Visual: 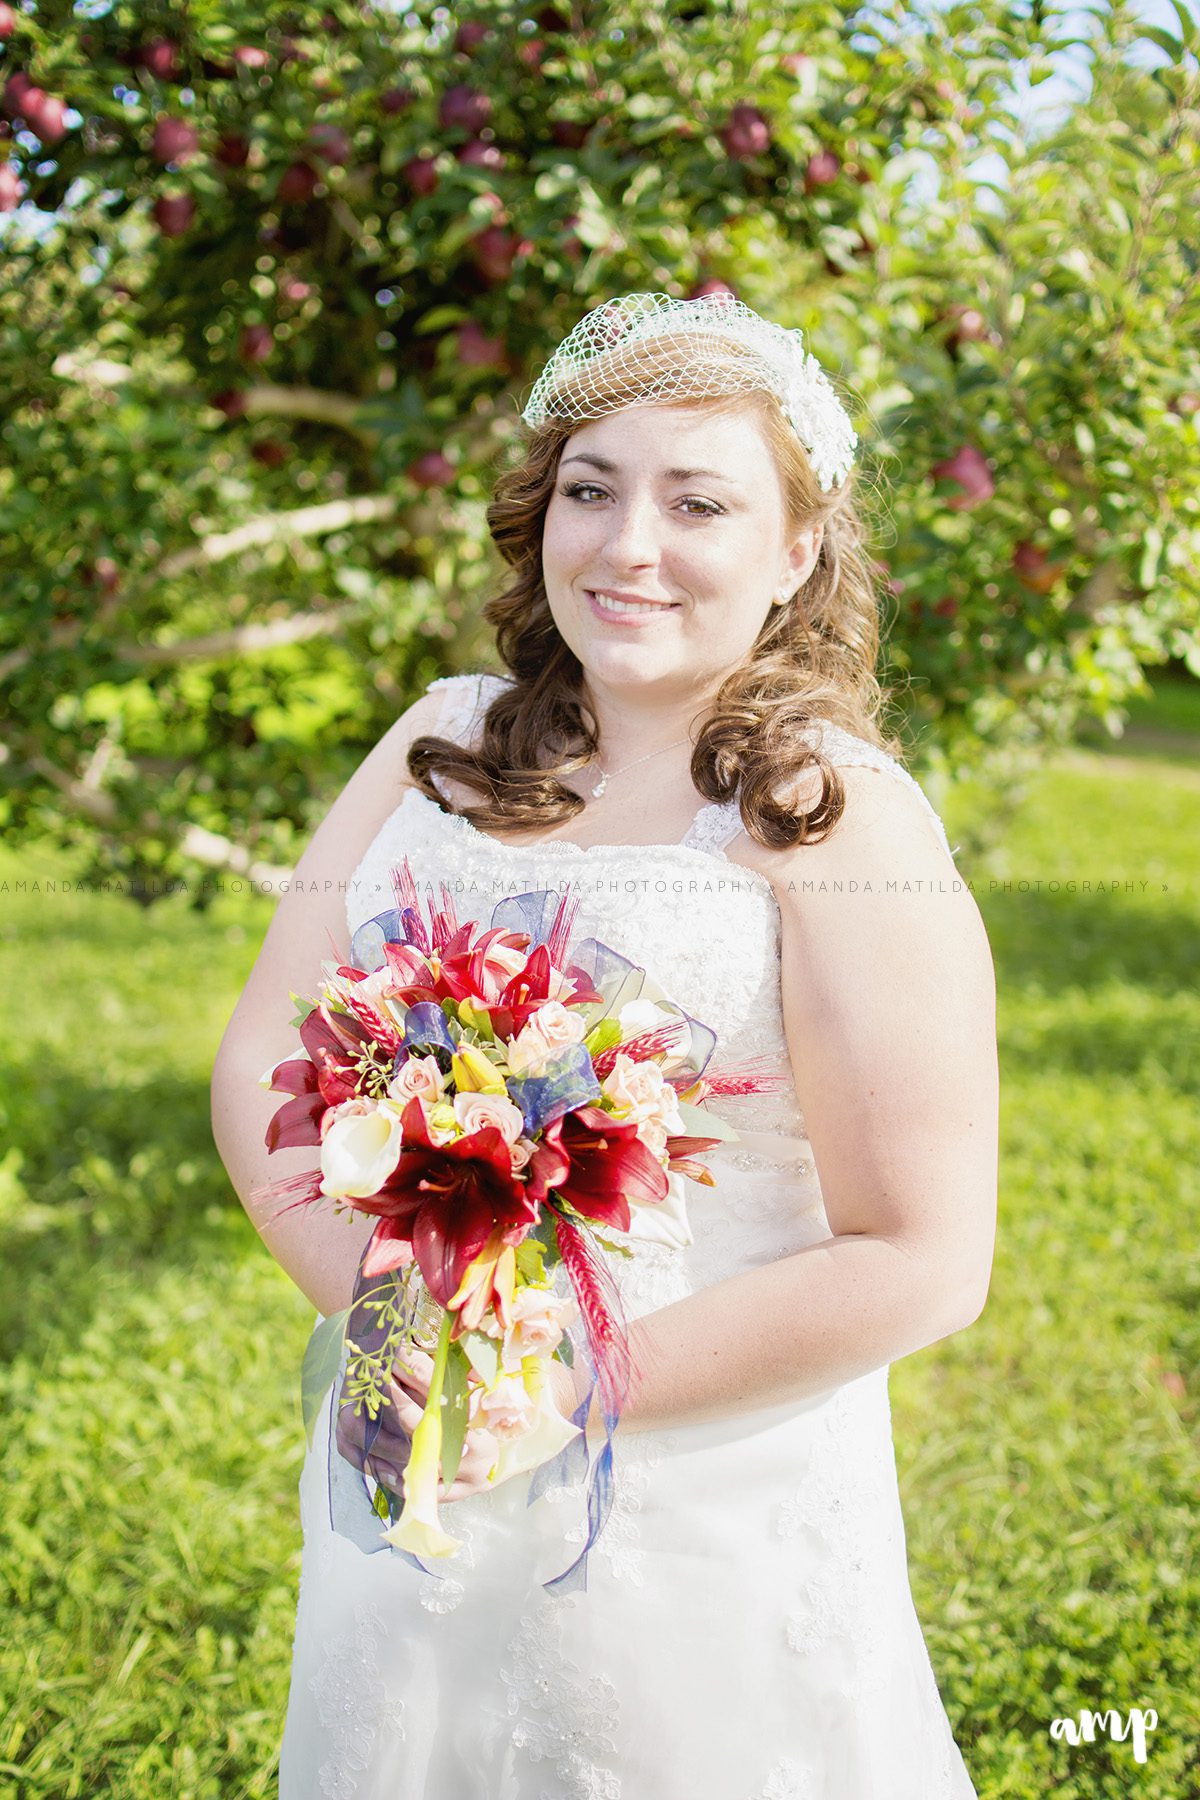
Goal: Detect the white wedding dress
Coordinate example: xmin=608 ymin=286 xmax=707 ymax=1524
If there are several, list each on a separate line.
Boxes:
xmin=278 ymin=672 xmax=978 ymax=1800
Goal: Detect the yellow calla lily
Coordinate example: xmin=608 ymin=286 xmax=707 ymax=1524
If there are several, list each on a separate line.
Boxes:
xmin=380 ymin=1310 xmax=462 ymax=1559
xmin=451 ymin=1044 xmax=507 ymax=1094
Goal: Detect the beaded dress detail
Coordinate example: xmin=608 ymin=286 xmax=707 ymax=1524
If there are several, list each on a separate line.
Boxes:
xmin=278 ymin=673 xmax=977 ymax=1800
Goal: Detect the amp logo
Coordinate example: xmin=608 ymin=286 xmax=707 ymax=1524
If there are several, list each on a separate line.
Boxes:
xmin=1049 ymin=1706 xmax=1158 ymax=1765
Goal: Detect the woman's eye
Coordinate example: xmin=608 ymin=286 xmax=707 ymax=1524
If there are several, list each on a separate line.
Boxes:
xmin=560 ymin=482 xmax=722 ymax=518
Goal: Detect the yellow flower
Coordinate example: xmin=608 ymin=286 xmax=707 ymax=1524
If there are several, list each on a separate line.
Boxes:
xmin=380 ymin=1311 xmax=462 ymax=1559
xmin=451 ymin=1044 xmax=507 ymax=1094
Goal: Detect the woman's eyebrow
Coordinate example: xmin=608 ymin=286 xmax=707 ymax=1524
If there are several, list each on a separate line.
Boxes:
xmin=560 ymin=452 xmax=742 ymax=486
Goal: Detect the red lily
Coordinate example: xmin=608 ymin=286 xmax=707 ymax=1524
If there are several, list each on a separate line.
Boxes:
xmin=543 ymin=1106 xmax=669 ymax=1232
xmin=352 ymin=1098 xmax=542 ymax=1305
xmin=263 ymin=1003 xmax=373 ymax=1149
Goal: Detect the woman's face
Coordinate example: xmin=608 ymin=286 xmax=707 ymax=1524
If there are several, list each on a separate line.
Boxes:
xmin=540 ymin=402 xmax=822 ymax=702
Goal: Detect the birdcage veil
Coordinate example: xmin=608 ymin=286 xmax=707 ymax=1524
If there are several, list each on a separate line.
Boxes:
xmin=520 ymin=291 xmax=858 ymax=492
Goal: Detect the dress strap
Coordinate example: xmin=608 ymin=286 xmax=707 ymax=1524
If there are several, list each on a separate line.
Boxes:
xmin=681 ymin=723 xmax=959 ymax=861
xmin=804 ymin=721 xmax=957 ymax=859
xmin=426 ymin=671 xmax=510 ymax=748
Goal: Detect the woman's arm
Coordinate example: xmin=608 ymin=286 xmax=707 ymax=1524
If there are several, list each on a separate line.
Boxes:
xmin=210 ymin=686 xmax=447 ymax=1320
xmin=615 ymin=763 xmax=998 ymax=1432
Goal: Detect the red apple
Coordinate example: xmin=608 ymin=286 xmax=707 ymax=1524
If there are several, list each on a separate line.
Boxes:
xmin=454 ymin=21 xmax=490 ymax=54
xmin=84 ymin=556 xmax=121 ymax=594
xmin=19 ymin=87 xmax=67 ymax=144
xmin=307 ymin=122 xmax=352 ymax=166
xmin=457 ymin=320 xmax=506 ymax=367
xmin=277 ymin=159 xmax=319 ymax=203
xmin=239 ymin=323 xmax=274 ymax=364
xmin=0 ymin=4 xmax=18 ymax=40
xmin=469 ymin=224 xmax=526 ymax=283
xmin=457 ymin=137 xmax=505 ymax=169
xmin=933 ymin=596 xmax=959 ymax=619
xmin=803 ymin=149 xmax=840 ymax=191
xmin=438 ymin=84 xmax=492 ymax=134
xmin=0 ymin=163 xmax=23 ymax=210
xmin=517 ymin=38 xmax=545 ymax=70
xmin=402 ymin=155 xmax=439 ymax=197
xmin=720 ymin=104 xmax=771 ymax=161
xmin=550 ymin=118 xmax=591 ymax=150
xmin=930 ymin=445 xmax=994 ymax=510
xmin=215 ymin=130 xmax=251 ymax=168
xmin=152 ymin=116 xmax=199 ymax=164
xmin=152 ymin=192 xmax=195 ymax=236
xmin=210 ymin=388 xmax=247 ymax=419
xmin=251 ymin=438 xmax=289 ymax=467
xmin=1011 ymin=540 xmax=1066 ymax=594
xmin=139 ymin=37 xmax=184 ymax=81
xmin=380 ymin=86 xmax=414 ymax=115
xmin=943 ymin=302 xmax=988 ymax=350
xmin=3 ymin=72 xmax=32 ymax=117
xmin=407 ymin=450 xmax=455 ymax=488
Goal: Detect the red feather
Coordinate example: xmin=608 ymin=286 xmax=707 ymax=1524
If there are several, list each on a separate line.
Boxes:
xmin=553 ymin=1211 xmax=644 ymax=1421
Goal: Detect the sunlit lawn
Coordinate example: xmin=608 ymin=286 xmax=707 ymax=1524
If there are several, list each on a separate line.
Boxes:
xmin=0 ymin=680 xmax=1196 ymax=1799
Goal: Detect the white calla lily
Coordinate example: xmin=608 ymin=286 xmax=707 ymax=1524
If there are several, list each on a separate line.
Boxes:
xmin=625 ymin=1168 xmax=694 ymax=1250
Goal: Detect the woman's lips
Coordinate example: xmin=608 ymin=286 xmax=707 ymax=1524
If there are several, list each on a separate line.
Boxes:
xmin=586 ymin=590 xmax=681 ymax=625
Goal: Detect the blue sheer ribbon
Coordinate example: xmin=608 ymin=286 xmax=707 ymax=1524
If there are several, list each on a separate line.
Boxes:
xmin=320 ymin=1297 xmax=616 ymax=1596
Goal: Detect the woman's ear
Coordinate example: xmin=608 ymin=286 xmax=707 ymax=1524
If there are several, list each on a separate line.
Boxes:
xmin=785 ymin=521 xmax=825 ymax=594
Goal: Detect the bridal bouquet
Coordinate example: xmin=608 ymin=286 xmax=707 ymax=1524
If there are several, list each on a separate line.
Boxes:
xmin=253 ymin=858 xmax=769 ymax=1589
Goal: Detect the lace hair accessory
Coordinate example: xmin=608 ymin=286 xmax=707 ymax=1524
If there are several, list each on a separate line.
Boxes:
xmin=520 ymin=290 xmax=859 ymax=492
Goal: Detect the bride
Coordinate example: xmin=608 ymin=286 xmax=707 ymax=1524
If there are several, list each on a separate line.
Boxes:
xmin=211 ymin=291 xmax=997 ymax=1798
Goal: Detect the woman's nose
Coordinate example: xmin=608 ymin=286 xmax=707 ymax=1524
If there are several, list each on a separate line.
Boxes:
xmin=601 ymin=495 xmax=662 ymax=566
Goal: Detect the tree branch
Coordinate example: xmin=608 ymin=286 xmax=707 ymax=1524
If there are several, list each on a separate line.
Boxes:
xmin=158 ymin=493 xmax=402 ymax=578
xmin=117 ymin=604 xmax=356 ymax=666
xmin=20 ymin=752 xmax=291 ymax=884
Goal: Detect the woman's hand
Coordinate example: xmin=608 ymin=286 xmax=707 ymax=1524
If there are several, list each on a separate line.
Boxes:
xmin=387 ymin=1344 xmax=503 ymax=1503
xmin=388 ymin=1344 xmax=583 ymax=1502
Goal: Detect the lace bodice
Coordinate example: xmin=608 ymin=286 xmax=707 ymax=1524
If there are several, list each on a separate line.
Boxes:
xmin=344 ymin=672 xmax=957 ymax=1319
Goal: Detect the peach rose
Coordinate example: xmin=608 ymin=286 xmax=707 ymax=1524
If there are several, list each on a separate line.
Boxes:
xmin=601 ymin=1053 xmax=684 ymax=1136
xmin=505 ymin=1000 xmax=587 ymax=1077
xmin=500 ymin=1287 xmax=577 ymax=1368
xmin=471 ymin=1372 xmax=535 ymax=1439
xmin=453 ymin=1089 xmax=525 ymax=1144
xmin=388 ymin=1052 xmax=445 ymax=1107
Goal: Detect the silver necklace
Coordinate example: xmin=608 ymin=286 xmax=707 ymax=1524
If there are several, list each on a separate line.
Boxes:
xmin=587 ymin=736 xmax=690 ymax=799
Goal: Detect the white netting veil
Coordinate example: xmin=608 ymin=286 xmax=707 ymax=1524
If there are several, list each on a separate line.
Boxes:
xmin=519 ymin=291 xmax=858 ymax=492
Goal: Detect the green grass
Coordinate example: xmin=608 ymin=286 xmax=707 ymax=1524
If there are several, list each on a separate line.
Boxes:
xmin=1 ymin=689 xmax=1198 ymax=1799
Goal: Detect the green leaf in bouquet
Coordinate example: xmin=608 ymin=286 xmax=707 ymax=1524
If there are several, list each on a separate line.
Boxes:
xmin=301 ymin=1307 xmax=350 ymax=1448
xmin=514 ymin=1234 xmax=548 ymax=1286
xmin=289 ymin=990 xmax=316 ymax=1029
xmin=372 ymin=1484 xmax=391 ymax=1520
xmin=583 ymin=1017 xmax=623 ymax=1055
xmin=675 ymin=1099 xmax=741 ymax=1142
xmin=589 ymin=1232 xmax=636 ymax=1258
xmin=528 ymin=1212 xmax=563 ymax=1265
xmin=460 ymin=1329 xmax=500 ymax=1387
xmin=556 ymin=1334 xmax=575 ymax=1369
xmin=438 ymin=1342 xmax=471 ymax=1484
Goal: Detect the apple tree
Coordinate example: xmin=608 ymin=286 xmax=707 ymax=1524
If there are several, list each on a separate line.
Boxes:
xmin=0 ymin=0 xmax=1197 ymax=897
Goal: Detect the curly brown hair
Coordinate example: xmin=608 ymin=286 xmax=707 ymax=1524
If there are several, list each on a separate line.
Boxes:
xmin=407 ymin=330 xmax=906 ymax=850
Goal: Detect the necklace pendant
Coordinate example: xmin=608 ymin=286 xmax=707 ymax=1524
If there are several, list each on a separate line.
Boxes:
xmin=590 ymin=774 xmax=608 ymax=799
